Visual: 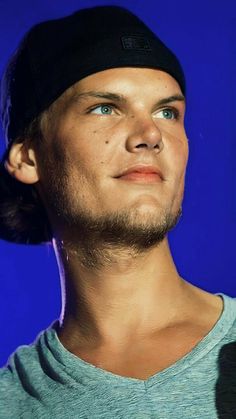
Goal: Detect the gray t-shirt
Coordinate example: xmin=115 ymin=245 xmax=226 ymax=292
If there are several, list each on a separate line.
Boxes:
xmin=1 ymin=293 xmax=236 ymax=418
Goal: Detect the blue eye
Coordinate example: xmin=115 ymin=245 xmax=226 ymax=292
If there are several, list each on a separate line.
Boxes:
xmin=155 ymin=108 xmax=178 ymax=120
xmin=90 ymin=105 xmax=113 ymax=115
xmin=162 ymin=109 xmax=174 ymax=119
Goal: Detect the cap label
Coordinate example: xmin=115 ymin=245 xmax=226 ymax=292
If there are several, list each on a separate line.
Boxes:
xmin=121 ymin=36 xmax=152 ymax=51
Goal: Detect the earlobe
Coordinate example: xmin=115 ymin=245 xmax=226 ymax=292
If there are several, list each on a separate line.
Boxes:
xmin=5 ymin=142 xmax=39 ymax=185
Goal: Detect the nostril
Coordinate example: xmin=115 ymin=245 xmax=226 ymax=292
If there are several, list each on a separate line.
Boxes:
xmin=135 ymin=143 xmax=162 ymax=150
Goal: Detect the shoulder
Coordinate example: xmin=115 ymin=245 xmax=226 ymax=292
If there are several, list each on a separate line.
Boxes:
xmin=0 ymin=327 xmax=51 ymax=415
xmin=0 ymin=361 xmax=21 ymax=418
xmin=216 ymin=294 xmax=236 ymax=361
xmin=220 ymin=293 xmax=236 ymax=334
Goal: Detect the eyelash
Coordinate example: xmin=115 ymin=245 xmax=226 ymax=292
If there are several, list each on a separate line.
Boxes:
xmin=87 ymin=103 xmax=180 ymax=120
xmin=87 ymin=103 xmax=117 ymax=114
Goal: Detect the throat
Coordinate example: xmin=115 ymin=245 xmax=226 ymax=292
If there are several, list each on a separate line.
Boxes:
xmin=62 ymin=238 xmax=153 ymax=271
xmin=57 ymin=293 xmax=223 ymax=380
xmin=58 ymin=323 xmax=213 ymax=380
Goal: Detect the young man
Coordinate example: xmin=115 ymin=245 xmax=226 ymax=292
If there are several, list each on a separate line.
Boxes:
xmin=0 ymin=5 xmax=235 ymax=418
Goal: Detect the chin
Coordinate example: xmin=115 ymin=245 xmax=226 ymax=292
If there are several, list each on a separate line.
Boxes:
xmin=92 ymin=206 xmax=183 ymax=250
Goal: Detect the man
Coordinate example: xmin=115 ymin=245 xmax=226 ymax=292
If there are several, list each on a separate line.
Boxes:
xmin=0 ymin=5 xmax=235 ymax=418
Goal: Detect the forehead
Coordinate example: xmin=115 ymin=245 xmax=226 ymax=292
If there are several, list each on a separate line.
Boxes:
xmin=48 ymin=67 xmax=185 ymax=123
xmin=63 ymin=67 xmax=183 ymax=102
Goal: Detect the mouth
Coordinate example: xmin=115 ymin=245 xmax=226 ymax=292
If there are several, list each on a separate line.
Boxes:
xmin=115 ymin=165 xmax=164 ymax=183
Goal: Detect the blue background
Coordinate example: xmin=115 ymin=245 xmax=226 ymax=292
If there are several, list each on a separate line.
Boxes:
xmin=0 ymin=0 xmax=236 ymax=367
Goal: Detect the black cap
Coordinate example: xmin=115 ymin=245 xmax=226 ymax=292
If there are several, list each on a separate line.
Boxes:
xmin=1 ymin=6 xmax=185 ymax=147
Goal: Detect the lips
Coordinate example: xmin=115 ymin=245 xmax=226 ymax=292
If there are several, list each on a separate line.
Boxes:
xmin=116 ymin=165 xmax=163 ymax=182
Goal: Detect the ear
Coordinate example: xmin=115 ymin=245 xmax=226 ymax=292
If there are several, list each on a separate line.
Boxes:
xmin=5 ymin=142 xmax=39 ymax=185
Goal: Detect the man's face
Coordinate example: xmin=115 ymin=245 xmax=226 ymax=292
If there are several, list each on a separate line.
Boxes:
xmin=37 ymin=67 xmax=188 ymax=247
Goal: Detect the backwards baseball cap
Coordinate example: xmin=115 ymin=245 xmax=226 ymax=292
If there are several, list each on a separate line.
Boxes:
xmin=0 ymin=5 xmax=185 ymax=148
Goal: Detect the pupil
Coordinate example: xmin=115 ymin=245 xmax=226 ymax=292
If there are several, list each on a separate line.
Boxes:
xmin=164 ymin=110 xmax=172 ymax=119
xmin=102 ymin=106 xmax=110 ymax=114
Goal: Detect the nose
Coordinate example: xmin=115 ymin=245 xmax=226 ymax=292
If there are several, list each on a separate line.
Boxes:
xmin=126 ymin=113 xmax=164 ymax=153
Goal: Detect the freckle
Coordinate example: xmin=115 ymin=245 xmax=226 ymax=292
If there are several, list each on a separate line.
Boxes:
xmin=100 ymin=161 xmax=104 ymax=164
xmin=93 ymin=130 xmax=97 ymax=134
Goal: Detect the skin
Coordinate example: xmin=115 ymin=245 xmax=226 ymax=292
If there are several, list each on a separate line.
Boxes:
xmin=6 ymin=68 xmax=223 ymax=379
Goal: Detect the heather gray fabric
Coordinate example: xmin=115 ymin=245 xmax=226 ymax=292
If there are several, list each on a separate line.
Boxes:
xmin=1 ymin=293 xmax=236 ymax=418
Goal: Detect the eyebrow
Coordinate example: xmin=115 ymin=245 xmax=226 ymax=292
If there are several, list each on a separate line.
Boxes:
xmin=69 ymin=91 xmax=185 ymax=106
xmin=156 ymin=94 xmax=185 ymax=106
xmin=69 ymin=91 xmax=126 ymax=104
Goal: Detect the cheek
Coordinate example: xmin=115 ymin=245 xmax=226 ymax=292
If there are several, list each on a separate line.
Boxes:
xmin=66 ymin=123 xmax=114 ymax=164
xmin=56 ymin=114 xmax=129 ymax=175
xmin=54 ymin=126 xmax=101 ymax=175
xmin=173 ymin=142 xmax=189 ymax=204
xmin=163 ymin=135 xmax=188 ymax=211
xmin=166 ymin=135 xmax=189 ymax=178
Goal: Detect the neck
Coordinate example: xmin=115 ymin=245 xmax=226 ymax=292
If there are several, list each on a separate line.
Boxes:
xmin=54 ymin=237 xmax=192 ymax=347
